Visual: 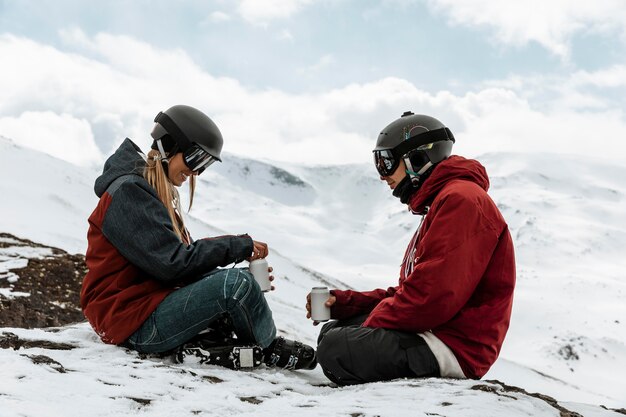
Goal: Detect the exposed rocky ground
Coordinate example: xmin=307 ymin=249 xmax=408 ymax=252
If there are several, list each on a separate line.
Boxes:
xmin=0 ymin=232 xmax=87 ymax=328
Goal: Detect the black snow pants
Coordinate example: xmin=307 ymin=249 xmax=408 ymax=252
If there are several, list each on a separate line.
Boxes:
xmin=316 ymin=314 xmax=440 ymax=385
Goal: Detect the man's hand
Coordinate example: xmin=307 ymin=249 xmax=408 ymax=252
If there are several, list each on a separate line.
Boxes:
xmin=306 ymin=291 xmax=336 ymax=326
xmin=247 ymin=240 xmax=269 ymax=261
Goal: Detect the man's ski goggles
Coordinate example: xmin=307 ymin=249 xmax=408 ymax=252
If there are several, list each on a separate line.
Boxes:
xmin=184 ymin=144 xmax=217 ymax=174
xmin=374 ymin=149 xmax=398 ymax=177
xmin=373 ymin=127 xmax=455 ymax=177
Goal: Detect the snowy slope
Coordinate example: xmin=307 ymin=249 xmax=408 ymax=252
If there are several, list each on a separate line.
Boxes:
xmin=4 ymin=323 xmax=622 ymax=417
xmin=0 ymin=136 xmax=99 ymax=254
xmin=0 ymin=240 xmax=621 ymax=417
xmin=480 ymin=152 xmax=626 ymax=406
xmin=1 ymin=136 xmax=625 ymax=413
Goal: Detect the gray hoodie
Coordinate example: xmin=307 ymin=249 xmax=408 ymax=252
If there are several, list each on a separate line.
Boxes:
xmin=81 ymin=138 xmax=253 ymax=343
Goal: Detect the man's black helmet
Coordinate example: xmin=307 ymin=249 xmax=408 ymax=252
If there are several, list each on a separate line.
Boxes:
xmin=151 ymin=105 xmax=223 ymax=173
xmin=373 ymin=111 xmax=454 ymax=182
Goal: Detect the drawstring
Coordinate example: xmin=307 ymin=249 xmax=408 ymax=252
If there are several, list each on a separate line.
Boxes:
xmin=401 ymin=206 xmax=430 ymax=273
xmin=417 ymin=209 xmax=427 ymax=231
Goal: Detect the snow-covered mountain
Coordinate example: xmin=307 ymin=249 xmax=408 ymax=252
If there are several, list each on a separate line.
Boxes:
xmin=1 ymin=135 xmax=624 ymax=415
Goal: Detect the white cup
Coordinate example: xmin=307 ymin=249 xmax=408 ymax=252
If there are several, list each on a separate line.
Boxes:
xmin=310 ymin=286 xmax=331 ymax=322
xmin=249 ymin=259 xmax=271 ymax=292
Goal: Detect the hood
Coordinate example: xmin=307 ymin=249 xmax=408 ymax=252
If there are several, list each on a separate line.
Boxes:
xmin=409 ymin=155 xmax=490 ymax=214
xmin=94 ymin=138 xmax=146 ymax=197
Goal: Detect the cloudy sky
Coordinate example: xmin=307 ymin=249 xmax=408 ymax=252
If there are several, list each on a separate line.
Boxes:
xmin=0 ymin=0 xmax=625 ymax=167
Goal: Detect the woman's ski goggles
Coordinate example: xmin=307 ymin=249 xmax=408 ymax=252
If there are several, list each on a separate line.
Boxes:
xmin=372 ymin=127 xmax=455 ymax=177
xmin=183 ymin=144 xmax=217 ymax=174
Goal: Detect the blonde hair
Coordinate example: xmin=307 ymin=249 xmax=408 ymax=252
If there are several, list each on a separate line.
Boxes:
xmin=143 ymin=149 xmax=196 ymax=243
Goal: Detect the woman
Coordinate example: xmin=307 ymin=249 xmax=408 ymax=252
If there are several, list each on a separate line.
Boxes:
xmin=81 ymin=104 xmax=316 ymax=370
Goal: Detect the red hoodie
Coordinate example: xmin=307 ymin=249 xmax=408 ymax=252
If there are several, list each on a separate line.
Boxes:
xmin=331 ymin=156 xmax=516 ymax=379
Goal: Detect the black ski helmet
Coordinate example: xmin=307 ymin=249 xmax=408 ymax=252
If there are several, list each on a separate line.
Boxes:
xmin=151 ymin=105 xmax=223 ymax=173
xmin=373 ymin=111 xmax=454 ymax=184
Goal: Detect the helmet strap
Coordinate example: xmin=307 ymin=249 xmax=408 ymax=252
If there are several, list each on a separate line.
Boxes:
xmin=404 ymin=156 xmax=433 ymax=185
xmin=155 ymin=139 xmax=172 ymax=178
xmin=418 ymin=161 xmax=433 ymax=175
xmin=156 ymin=139 xmax=168 ymax=160
xmin=391 ymin=127 xmax=454 ymax=162
xmin=156 ymin=138 xmax=175 ymax=165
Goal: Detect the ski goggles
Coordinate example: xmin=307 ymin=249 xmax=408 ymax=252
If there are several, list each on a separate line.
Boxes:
xmin=374 ymin=149 xmax=398 ymax=177
xmin=183 ymin=144 xmax=217 ymax=174
xmin=373 ymin=127 xmax=455 ymax=177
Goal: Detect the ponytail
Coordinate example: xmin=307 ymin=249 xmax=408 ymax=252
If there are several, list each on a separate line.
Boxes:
xmin=143 ymin=149 xmax=194 ymax=243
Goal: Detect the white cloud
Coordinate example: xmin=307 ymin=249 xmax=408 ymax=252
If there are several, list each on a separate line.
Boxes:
xmin=450 ymin=89 xmax=626 ymax=160
xmin=427 ymin=0 xmax=626 ymax=59
xmin=276 ymin=29 xmax=295 ymax=42
xmin=0 ymin=111 xmax=102 ymax=167
xmin=481 ymin=65 xmax=626 ymax=112
xmin=298 ymin=54 xmax=335 ymax=74
xmin=569 ymin=65 xmax=626 ymax=88
xmin=208 ymin=11 xmax=232 ymax=23
xmin=0 ymin=31 xmax=624 ymax=169
xmin=237 ymin=0 xmax=313 ymax=24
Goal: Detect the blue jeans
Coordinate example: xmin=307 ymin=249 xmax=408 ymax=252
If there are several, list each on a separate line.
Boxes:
xmin=126 ymin=267 xmax=276 ymax=353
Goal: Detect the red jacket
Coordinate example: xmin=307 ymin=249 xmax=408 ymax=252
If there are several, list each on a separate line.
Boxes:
xmin=331 ymin=156 xmax=515 ymax=378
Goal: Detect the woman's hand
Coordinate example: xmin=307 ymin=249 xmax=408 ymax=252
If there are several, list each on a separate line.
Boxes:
xmin=247 ymin=240 xmax=269 ymax=261
xmin=305 ymin=292 xmax=336 ymax=326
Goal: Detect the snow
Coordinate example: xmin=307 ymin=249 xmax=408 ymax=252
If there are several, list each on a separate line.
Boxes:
xmin=0 ymin=258 xmax=28 ymax=274
xmin=0 ymin=272 xmax=20 ymax=283
xmin=0 ymin=288 xmax=30 ymax=298
xmin=0 ymin=246 xmax=55 ymax=260
xmin=0 ymin=136 xmax=98 ymax=255
xmin=1 ymin=136 xmax=625 ymax=415
xmin=0 ymin=324 xmax=568 ymax=417
xmin=0 ymin=237 xmax=21 ymax=244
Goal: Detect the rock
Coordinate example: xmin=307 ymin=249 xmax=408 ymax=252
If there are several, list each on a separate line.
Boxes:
xmin=0 ymin=233 xmax=87 ymax=328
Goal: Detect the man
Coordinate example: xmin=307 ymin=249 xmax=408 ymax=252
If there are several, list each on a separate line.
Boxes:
xmin=307 ymin=111 xmax=515 ymax=385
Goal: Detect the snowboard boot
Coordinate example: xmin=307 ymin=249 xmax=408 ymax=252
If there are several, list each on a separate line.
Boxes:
xmin=172 ymin=320 xmax=263 ymax=370
xmin=263 ymin=336 xmax=317 ymax=370
xmin=173 ymin=335 xmax=264 ymax=370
